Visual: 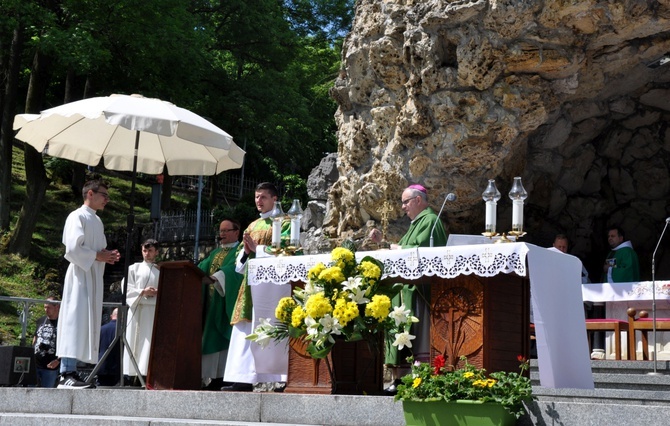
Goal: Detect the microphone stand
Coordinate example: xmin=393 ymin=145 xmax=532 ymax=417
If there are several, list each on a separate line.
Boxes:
xmin=649 ymin=218 xmax=670 ymax=375
xmin=430 ymin=193 xmax=455 ymax=247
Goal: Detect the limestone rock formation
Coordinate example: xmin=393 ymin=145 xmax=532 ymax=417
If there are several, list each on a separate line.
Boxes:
xmin=323 ymin=0 xmax=670 ymax=276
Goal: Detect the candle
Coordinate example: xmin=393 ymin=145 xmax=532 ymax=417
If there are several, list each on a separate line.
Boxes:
xmin=482 ymin=179 xmax=501 ymax=234
xmin=485 ymin=201 xmax=497 ymax=233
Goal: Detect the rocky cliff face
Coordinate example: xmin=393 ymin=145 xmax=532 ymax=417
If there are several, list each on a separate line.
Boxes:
xmin=322 ymin=0 xmax=670 ymax=277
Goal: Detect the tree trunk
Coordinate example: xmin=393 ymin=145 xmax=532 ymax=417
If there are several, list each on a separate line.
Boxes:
xmin=0 ymin=24 xmax=25 ymax=232
xmin=7 ymin=50 xmax=52 ymax=256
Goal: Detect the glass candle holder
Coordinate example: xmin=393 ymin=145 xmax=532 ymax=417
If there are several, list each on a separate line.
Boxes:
xmin=508 ymin=177 xmax=528 ymax=233
xmin=482 ymin=179 xmax=501 ymax=234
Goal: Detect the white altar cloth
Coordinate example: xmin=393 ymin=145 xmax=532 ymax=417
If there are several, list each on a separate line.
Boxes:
xmin=582 ymin=281 xmax=670 ymax=359
xmin=248 ymin=243 xmax=593 ymax=389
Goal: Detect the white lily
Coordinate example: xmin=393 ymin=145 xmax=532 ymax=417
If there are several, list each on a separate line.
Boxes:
xmin=392 ymin=331 xmax=416 ymax=350
xmin=348 ymin=286 xmax=370 ymax=304
xmin=254 ymin=330 xmax=273 ymax=348
xmin=319 ymin=314 xmax=342 ymax=336
xmin=341 ymin=276 xmax=364 ymax=292
xmin=389 ymin=304 xmax=411 ymax=326
xmin=305 ymin=316 xmax=320 ymax=338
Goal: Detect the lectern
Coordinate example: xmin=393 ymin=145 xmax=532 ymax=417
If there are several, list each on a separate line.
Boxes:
xmin=146 ymin=261 xmax=205 ymax=390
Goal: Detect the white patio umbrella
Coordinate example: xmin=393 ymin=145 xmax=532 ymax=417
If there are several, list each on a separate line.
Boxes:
xmin=13 ymin=93 xmax=244 ymax=175
xmin=12 ymin=93 xmax=244 ymax=386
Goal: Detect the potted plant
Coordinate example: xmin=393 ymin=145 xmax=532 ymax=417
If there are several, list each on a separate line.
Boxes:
xmin=395 ymin=355 xmax=532 ymax=426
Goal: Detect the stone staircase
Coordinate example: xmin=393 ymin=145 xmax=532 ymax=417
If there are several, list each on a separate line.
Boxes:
xmin=2 ymin=361 xmax=670 ymax=425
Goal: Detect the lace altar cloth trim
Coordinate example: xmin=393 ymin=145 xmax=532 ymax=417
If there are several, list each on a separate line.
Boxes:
xmin=248 ymin=243 xmax=529 ymax=286
xmin=581 ymin=280 xmax=670 ymax=302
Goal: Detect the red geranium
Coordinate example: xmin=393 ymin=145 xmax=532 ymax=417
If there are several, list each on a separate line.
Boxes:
xmin=433 ymin=354 xmax=446 ymax=375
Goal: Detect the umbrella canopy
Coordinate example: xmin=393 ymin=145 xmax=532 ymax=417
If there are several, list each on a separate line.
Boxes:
xmin=13 ymin=94 xmax=244 ymax=175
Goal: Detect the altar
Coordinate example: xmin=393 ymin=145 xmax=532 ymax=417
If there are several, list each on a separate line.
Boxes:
xmin=582 ymin=281 xmax=670 ymax=359
xmin=248 ymin=242 xmax=593 ymax=389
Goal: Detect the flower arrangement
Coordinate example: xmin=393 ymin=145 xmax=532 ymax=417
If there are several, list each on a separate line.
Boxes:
xmin=247 ymin=245 xmax=419 ymax=359
xmin=395 ymin=355 xmax=532 ymax=418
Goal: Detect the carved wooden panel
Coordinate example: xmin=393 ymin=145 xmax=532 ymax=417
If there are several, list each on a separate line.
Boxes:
xmin=430 ymin=275 xmax=484 ymax=369
xmin=430 ymin=273 xmax=530 ymax=373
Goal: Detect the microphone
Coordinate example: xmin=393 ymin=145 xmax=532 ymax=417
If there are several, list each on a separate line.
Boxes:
xmin=666 ymin=217 xmax=670 ymax=223
xmin=430 ymin=193 xmax=456 ymax=247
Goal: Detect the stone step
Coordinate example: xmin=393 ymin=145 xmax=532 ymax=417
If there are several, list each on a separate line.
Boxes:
xmin=530 ymin=359 xmax=670 ymax=391
xmin=0 ymin=413 xmax=314 ymax=426
xmin=0 ymin=388 xmax=405 ymax=426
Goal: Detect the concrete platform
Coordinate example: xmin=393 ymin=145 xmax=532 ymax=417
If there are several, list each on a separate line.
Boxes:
xmin=2 ymin=361 xmax=670 ymax=425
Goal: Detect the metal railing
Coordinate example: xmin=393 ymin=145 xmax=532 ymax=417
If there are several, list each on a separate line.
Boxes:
xmin=156 ymin=210 xmax=215 ymax=243
xmin=0 ymin=296 xmax=121 ymax=347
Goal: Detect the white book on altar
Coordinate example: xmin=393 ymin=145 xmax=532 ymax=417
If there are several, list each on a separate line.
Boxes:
xmin=446 ymin=234 xmax=494 ymax=246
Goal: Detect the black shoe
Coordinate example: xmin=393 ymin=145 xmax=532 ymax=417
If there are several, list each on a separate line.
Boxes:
xmin=221 ymin=382 xmax=253 ymax=392
xmin=203 ymin=378 xmax=224 ymax=391
xmin=57 ymin=372 xmax=95 ymax=389
xmin=383 ymin=379 xmax=400 ymax=396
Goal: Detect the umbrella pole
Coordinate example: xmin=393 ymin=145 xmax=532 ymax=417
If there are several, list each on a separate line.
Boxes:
xmin=86 ymin=130 xmax=144 ymax=387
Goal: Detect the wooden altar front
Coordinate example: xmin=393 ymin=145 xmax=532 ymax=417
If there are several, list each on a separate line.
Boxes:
xmin=247 ymin=243 xmax=593 ymax=389
xmin=429 ymin=273 xmax=530 ymax=373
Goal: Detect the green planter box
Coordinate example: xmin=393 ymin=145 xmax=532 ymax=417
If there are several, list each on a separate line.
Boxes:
xmin=402 ymin=400 xmax=516 ymax=426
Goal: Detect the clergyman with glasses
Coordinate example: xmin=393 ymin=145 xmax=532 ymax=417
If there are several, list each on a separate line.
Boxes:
xmin=57 ymin=179 xmax=121 ymax=389
xmin=198 ymin=219 xmax=244 ymax=390
xmin=368 ymin=184 xmax=448 ymax=393
xmin=123 ymin=238 xmax=160 ymax=381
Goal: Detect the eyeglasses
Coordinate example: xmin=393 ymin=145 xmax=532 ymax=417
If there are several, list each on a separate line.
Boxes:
xmin=94 ymin=190 xmax=110 ymax=200
xmin=401 ymin=196 xmax=418 ymax=206
xmin=219 ymin=229 xmax=238 ymax=233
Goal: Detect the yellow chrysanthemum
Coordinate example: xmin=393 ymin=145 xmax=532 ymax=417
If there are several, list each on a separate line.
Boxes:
xmin=318 ymin=266 xmax=345 ymax=284
xmin=412 ymin=377 xmax=422 ymax=388
xmin=463 ymin=372 xmax=475 ymax=379
xmin=486 ymin=379 xmax=497 ymax=387
xmin=472 ymin=380 xmax=487 ymax=388
xmin=304 ymin=292 xmax=333 ymax=319
xmin=308 ymin=262 xmax=327 ymax=281
xmin=358 ymin=260 xmax=381 ymax=281
xmin=331 ymin=247 xmax=354 ymax=264
xmin=365 ymin=294 xmax=391 ymax=321
xmin=332 ymin=298 xmax=359 ymax=326
xmin=275 ymin=297 xmax=297 ymax=323
xmin=291 ymin=305 xmax=307 ymax=328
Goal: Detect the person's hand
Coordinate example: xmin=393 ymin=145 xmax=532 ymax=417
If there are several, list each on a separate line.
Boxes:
xmin=201 ymin=276 xmax=215 ymax=285
xmin=369 ymin=228 xmax=382 ymax=243
xmin=47 ymin=359 xmax=60 ymax=369
xmin=97 ymin=249 xmax=121 ymax=264
xmin=243 ymin=232 xmax=257 ymax=254
xmin=142 ymin=286 xmax=158 ymax=297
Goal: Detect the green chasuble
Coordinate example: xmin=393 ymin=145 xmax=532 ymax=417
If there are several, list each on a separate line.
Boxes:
xmin=230 ymin=216 xmax=291 ymax=324
xmin=386 ymin=207 xmax=448 ymax=365
xmin=602 ymin=244 xmax=640 ymax=283
xmin=397 ymin=207 xmax=447 ymax=248
xmin=199 ymin=242 xmax=243 ymax=355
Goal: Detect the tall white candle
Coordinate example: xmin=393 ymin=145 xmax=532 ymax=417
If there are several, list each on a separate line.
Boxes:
xmin=512 ymin=199 xmax=524 ymax=232
xmin=272 ymin=220 xmax=282 ymax=248
xmin=485 ymin=201 xmax=497 ymax=232
xmin=290 ymin=218 xmax=300 ymax=245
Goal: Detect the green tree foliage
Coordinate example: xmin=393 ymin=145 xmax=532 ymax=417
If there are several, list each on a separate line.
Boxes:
xmin=0 ymin=0 xmax=352 ymax=256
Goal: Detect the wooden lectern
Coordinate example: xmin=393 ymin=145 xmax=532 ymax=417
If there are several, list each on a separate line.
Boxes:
xmin=146 ymin=261 xmax=205 ymax=390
